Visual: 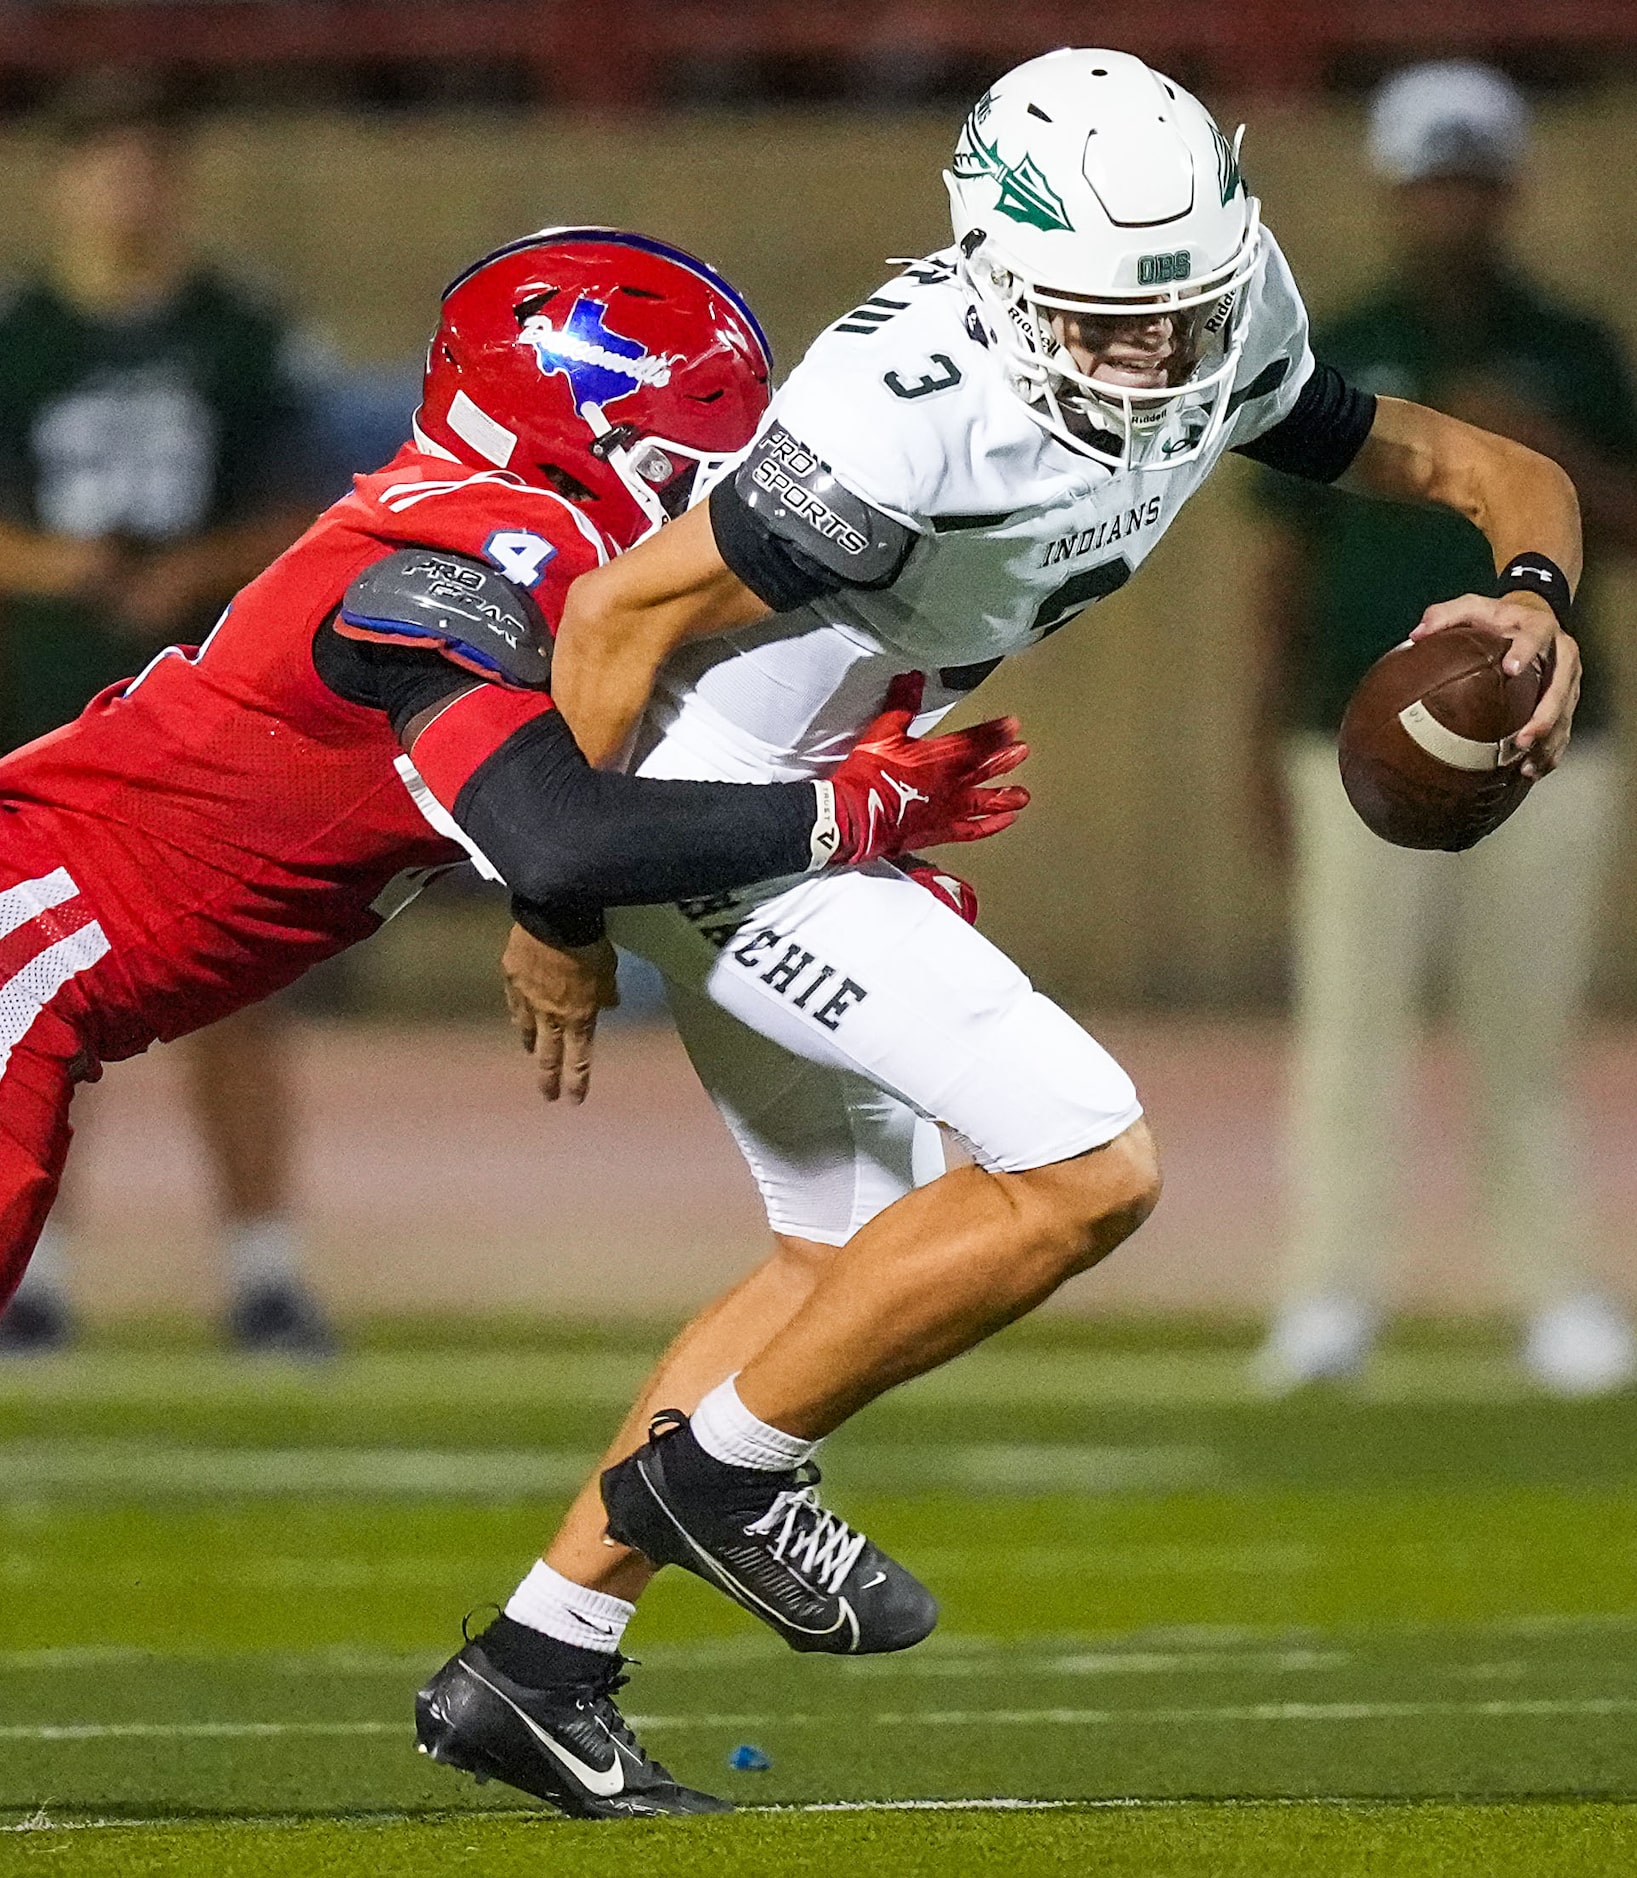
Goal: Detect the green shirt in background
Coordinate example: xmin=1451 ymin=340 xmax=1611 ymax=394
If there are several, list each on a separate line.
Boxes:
xmin=0 ymin=269 xmax=317 ymax=752
xmin=1261 ymin=270 xmax=1637 ymax=737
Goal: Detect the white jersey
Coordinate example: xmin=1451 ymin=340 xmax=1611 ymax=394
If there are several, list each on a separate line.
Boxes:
xmin=634 ymin=227 xmax=1314 ymax=787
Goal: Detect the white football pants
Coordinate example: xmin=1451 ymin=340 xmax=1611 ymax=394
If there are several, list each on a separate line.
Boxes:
xmin=610 ymin=862 xmax=1143 ymax=1246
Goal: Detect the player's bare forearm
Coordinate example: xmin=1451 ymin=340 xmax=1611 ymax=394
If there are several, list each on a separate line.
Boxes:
xmin=1341 ymin=395 xmax=1582 ymax=773
xmin=552 ymin=502 xmax=770 ymax=767
xmin=1343 ymin=395 xmax=1583 ymax=587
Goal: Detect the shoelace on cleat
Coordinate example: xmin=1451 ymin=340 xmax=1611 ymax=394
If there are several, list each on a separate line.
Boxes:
xmin=579 ymin=1658 xmax=679 ymax=1782
xmin=743 ymin=1482 xmax=868 ymax=1595
xmin=578 ymin=1660 xmax=646 ymax=1755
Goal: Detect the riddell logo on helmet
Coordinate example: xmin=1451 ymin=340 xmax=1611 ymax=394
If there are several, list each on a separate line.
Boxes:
xmin=519 ymin=295 xmax=674 ymax=411
xmin=1137 ymin=251 xmax=1192 ymax=287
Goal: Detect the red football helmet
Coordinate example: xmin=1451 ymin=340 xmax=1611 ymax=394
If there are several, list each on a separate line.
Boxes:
xmin=417 ymin=227 xmax=773 ymax=549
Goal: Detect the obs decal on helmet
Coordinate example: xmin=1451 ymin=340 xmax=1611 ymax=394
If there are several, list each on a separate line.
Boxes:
xmin=946 ymin=49 xmax=1262 ymax=471
xmin=417 ymin=227 xmax=773 ymax=549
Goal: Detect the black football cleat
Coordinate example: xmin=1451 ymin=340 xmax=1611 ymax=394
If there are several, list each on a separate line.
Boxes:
xmin=226 ymin=1280 xmax=338 ymax=1358
xmin=601 ymin=1410 xmax=937 ymax=1655
xmin=415 ymin=1636 xmax=731 ymax=1820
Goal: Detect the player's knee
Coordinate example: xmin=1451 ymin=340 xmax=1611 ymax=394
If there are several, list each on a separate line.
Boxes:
xmin=1018 ymin=1119 xmax=1162 ymax=1280
xmin=1092 ymin=1120 xmax=1163 ymax=1253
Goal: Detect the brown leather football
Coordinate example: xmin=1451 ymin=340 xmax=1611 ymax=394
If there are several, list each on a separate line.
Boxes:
xmin=1337 ymin=625 xmax=1548 ymax=851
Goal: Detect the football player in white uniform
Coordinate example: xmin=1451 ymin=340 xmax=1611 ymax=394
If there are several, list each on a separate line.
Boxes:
xmin=417 ymin=49 xmax=1582 ymax=1814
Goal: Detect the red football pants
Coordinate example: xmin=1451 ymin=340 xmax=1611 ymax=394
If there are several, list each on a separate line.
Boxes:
xmin=0 ymin=860 xmax=110 ymax=1311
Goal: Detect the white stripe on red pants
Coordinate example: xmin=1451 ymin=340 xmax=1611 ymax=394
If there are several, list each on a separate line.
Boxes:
xmin=0 ymin=867 xmax=109 ymax=1302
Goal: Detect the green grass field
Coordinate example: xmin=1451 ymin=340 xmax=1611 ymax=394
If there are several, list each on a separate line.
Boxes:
xmin=1 ymin=1319 xmax=1634 ymax=1874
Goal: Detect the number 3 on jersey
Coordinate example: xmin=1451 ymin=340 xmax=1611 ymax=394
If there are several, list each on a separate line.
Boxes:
xmin=884 ymin=355 xmax=963 ymax=401
xmin=484 ymin=529 xmax=557 ymax=589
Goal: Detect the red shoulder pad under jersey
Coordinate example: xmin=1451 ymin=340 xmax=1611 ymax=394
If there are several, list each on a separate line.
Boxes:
xmin=335 ymin=445 xmax=612 ymax=634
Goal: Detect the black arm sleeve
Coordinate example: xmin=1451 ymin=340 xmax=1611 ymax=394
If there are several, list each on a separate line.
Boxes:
xmin=1232 ymin=361 xmax=1377 ymax=485
xmin=452 ymin=711 xmax=813 ymax=910
xmin=313 ymin=615 xmax=815 ymax=932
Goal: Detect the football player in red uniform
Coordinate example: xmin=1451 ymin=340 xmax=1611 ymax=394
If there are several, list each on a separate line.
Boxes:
xmin=0 ymin=228 xmax=1029 ymax=1351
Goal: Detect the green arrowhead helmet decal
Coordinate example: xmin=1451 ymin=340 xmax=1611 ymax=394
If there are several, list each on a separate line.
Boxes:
xmin=952 ymin=96 xmax=1074 ymax=235
xmin=1211 ymin=121 xmax=1243 ymax=207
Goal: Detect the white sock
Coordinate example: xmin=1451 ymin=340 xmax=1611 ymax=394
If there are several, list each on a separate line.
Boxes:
xmin=690 ymin=1373 xmax=817 ymax=1472
xmin=15 ymin=1221 xmax=70 ymax=1300
xmin=225 ymin=1216 xmax=301 ymax=1293
xmin=504 ymin=1561 xmax=634 ymax=1656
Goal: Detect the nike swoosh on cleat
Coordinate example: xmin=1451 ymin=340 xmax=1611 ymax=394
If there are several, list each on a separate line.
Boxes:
xmin=457 ymin=1663 xmax=627 ymax=1798
xmin=860 ymin=1571 xmax=887 ymax=1590
xmin=633 ymin=1454 xmax=860 ymax=1648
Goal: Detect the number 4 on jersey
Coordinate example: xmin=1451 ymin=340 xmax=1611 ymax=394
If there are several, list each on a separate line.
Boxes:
xmin=484 ymin=529 xmax=557 ymax=589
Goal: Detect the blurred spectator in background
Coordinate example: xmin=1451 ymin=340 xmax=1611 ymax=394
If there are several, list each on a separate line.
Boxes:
xmin=1254 ymin=62 xmax=1637 ymax=1396
xmin=0 ymin=72 xmax=334 ymax=1354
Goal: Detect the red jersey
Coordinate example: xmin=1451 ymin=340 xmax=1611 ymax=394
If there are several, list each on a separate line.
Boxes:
xmin=0 ymin=446 xmax=609 ymax=1064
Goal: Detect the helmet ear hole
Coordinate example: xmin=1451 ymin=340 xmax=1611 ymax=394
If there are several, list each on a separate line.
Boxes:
xmin=536 ymin=462 xmax=596 ymax=503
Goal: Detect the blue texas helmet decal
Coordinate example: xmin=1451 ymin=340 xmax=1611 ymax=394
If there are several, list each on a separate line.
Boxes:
xmin=518 ymin=294 xmax=674 ymax=410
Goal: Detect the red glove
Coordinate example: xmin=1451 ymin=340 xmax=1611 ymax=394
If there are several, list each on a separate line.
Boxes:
xmin=816 ymin=674 xmax=1028 ymax=868
xmin=893 ymin=854 xmax=980 ymax=925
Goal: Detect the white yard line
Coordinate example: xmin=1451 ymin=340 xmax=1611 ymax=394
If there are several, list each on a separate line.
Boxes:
xmin=0 ymin=1441 xmax=1218 ymax=1499
xmin=0 ymin=1722 xmax=408 ymax=1742
xmin=3 ymin=1614 xmax=1630 ymax=1673
xmin=0 ymin=1345 xmax=1549 ymax=1411
xmin=785 ymin=1797 xmax=1342 ymax=1813
xmin=874 ymin=1699 xmax=1637 ymax=1727
xmin=3 ymin=1696 xmax=1631 ymax=1745
xmin=0 ymin=1645 xmax=441 ymax=1673
xmin=0 ymin=1796 xmax=1408 ymax=1834
xmin=0 ymin=1445 xmax=598 ymax=1498
xmin=830 ymin=1647 xmax=1355 ymax=1679
xmin=913 ymin=1542 xmax=1325 ymax=1578
xmin=788 ymin=1799 xmax=1080 ymax=1812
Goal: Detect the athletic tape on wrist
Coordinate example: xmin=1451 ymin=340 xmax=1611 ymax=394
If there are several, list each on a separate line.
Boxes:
xmin=1497 ymin=553 xmax=1574 ymax=628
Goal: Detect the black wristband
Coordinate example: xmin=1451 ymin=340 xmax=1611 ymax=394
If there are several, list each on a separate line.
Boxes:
xmin=510 ymin=894 xmax=607 ymax=950
xmin=1497 ymin=553 xmax=1574 ymax=628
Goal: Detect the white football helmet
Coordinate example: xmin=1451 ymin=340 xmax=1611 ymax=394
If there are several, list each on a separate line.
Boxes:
xmin=946 ymin=48 xmax=1263 ymax=471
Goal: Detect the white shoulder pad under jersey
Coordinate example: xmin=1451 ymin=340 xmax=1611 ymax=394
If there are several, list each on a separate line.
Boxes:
xmin=1220 ymin=228 xmax=1315 ymax=450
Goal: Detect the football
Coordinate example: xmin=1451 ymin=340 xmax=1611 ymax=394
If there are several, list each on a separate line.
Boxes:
xmin=1337 ymin=625 xmax=1549 ymax=851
